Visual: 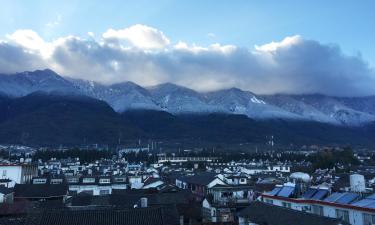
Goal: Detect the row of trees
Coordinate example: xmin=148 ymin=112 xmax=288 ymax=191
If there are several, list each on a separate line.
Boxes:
xmin=171 ymin=147 xmax=360 ymax=172
xmin=24 ymin=146 xmax=361 ymax=172
xmin=33 ymin=148 xmax=115 ymax=163
xmin=32 ymin=149 xmax=155 ymax=164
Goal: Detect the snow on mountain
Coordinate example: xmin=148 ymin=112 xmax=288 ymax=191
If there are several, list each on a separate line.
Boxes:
xmin=105 ymin=82 xmax=159 ymax=112
xmin=338 ymin=96 xmax=375 ymax=116
xmin=1 ymin=69 xmax=375 ymax=126
xmin=262 ymin=95 xmax=337 ymax=124
xmin=0 ymin=69 xmax=77 ymax=97
xmin=206 ymin=88 xmax=301 ymax=120
xmin=265 ymin=94 xmax=375 ymax=126
xmin=69 ymin=79 xmax=159 ymax=112
xmin=147 ymin=83 xmax=220 ymax=113
xmin=292 ymin=95 xmax=375 ymax=125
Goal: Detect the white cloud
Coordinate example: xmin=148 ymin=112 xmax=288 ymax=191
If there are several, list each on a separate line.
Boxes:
xmin=0 ymin=25 xmax=374 ymax=96
xmin=87 ymin=32 xmax=95 ymax=38
xmin=102 ymin=24 xmax=170 ymax=50
xmin=6 ymin=29 xmax=53 ymax=58
xmin=174 ymin=41 xmax=236 ymax=54
xmin=6 ymin=29 xmax=46 ymax=51
xmin=255 ymin=35 xmax=302 ymax=52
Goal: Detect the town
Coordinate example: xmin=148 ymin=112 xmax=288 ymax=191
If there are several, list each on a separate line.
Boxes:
xmin=1 ymin=144 xmax=375 ymax=225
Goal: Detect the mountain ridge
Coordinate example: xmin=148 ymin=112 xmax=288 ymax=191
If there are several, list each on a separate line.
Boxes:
xmin=0 ymin=92 xmax=374 ymax=147
xmin=1 ymin=69 xmax=375 ymax=126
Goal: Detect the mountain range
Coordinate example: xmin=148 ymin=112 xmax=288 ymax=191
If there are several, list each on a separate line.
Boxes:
xmin=0 ymin=69 xmax=375 ymax=147
xmin=1 ymin=69 xmax=375 ymax=126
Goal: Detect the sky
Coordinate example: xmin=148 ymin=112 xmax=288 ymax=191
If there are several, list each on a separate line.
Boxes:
xmin=0 ymin=0 xmax=374 ymax=96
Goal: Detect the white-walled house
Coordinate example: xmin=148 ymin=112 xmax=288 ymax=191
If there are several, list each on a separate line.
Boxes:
xmin=202 ymin=184 xmax=255 ymax=223
xmin=67 ymin=176 xmax=128 ymax=195
xmin=261 ymin=188 xmax=375 ymax=225
xmin=224 ymin=175 xmax=248 ymax=185
xmin=176 ymin=172 xmax=226 ymax=198
xmin=0 ymin=164 xmax=38 ymax=187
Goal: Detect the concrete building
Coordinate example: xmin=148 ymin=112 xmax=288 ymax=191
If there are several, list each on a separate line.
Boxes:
xmin=0 ymin=164 xmax=38 ymax=187
xmin=261 ymin=186 xmax=375 ymax=225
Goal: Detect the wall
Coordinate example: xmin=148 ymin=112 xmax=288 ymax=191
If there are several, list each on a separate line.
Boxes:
xmin=0 ymin=166 xmax=22 ymax=187
xmin=262 ymin=196 xmax=375 ymax=225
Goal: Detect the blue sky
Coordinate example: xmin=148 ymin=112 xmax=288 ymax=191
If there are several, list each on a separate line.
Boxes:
xmin=1 ymin=0 xmax=374 ymax=63
xmin=0 ymin=0 xmax=374 ymax=96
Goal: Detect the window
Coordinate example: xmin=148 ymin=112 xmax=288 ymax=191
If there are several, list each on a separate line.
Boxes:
xmin=67 ymin=177 xmax=79 ymax=183
xmin=302 ymin=206 xmax=311 ymax=212
xmin=363 ymin=213 xmax=375 ymax=225
xmin=99 ymin=189 xmax=110 ymax=195
xmin=282 ymin=202 xmax=292 ymax=208
xmin=81 ymin=190 xmax=93 ymax=195
xmin=33 ymin=179 xmax=47 ymax=184
xmin=264 ymin=199 xmax=273 ymax=204
xmin=82 ymin=178 xmax=95 ymax=183
xmin=99 ymin=178 xmax=110 ymax=184
xmin=312 ymin=205 xmax=324 ymax=216
xmin=335 ymin=209 xmax=349 ymax=223
xmin=114 ymin=177 xmax=126 ymax=182
xmin=2 ymin=170 xmax=6 ymax=177
xmin=51 ymin=179 xmax=62 ymax=184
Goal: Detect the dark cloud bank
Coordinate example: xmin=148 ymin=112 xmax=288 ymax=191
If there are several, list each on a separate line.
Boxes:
xmin=0 ymin=26 xmax=374 ymax=97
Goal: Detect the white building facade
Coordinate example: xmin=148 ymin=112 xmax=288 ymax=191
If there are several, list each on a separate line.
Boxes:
xmin=0 ymin=164 xmax=38 ymax=187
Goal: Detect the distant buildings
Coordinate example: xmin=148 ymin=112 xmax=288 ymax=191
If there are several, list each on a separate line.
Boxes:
xmin=1 ymin=148 xmax=375 ymax=225
xmin=158 ymin=156 xmax=219 ymax=163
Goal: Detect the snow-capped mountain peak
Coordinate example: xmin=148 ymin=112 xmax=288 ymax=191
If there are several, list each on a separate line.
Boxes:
xmin=1 ymin=69 xmax=375 ymax=126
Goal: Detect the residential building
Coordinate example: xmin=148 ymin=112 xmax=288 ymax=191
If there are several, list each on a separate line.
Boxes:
xmin=238 ymin=201 xmax=348 ymax=225
xmin=0 ymin=164 xmax=38 ymax=187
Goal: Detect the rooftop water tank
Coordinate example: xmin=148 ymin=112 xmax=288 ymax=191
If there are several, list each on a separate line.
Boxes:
xmin=350 ymin=174 xmax=366 ymax=193
xmin=290 ymin=172 xmax=311 ymax=183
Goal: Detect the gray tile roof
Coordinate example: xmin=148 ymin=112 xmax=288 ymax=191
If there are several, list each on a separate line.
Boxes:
xmin=0 ymin=207 xmax=179 ymax=225
xmin=238 ymin=201 xmax=349 ymax=225
xmin=14 ymin=184 xmax=68 ymax=198
xmin=178 ymin=172 xmax=218 ymax=186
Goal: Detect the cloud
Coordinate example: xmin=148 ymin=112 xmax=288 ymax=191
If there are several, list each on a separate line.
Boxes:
xmin=5 ymin=29 xmax=53 ymax=58
xmin=87 ymin=32 xmax=95 ymax=38
xmin=0 ymin=42 xmax=46 ymax=73
xmin=255 ymin=35 xmax=302 ymax=52
xmin=102 ymin=24 xmax=170 ymax=50
xmin=0 ymin=24 xmax=374 ymax=96
xmin=6 ymin=29 xmax=46 ymax=51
